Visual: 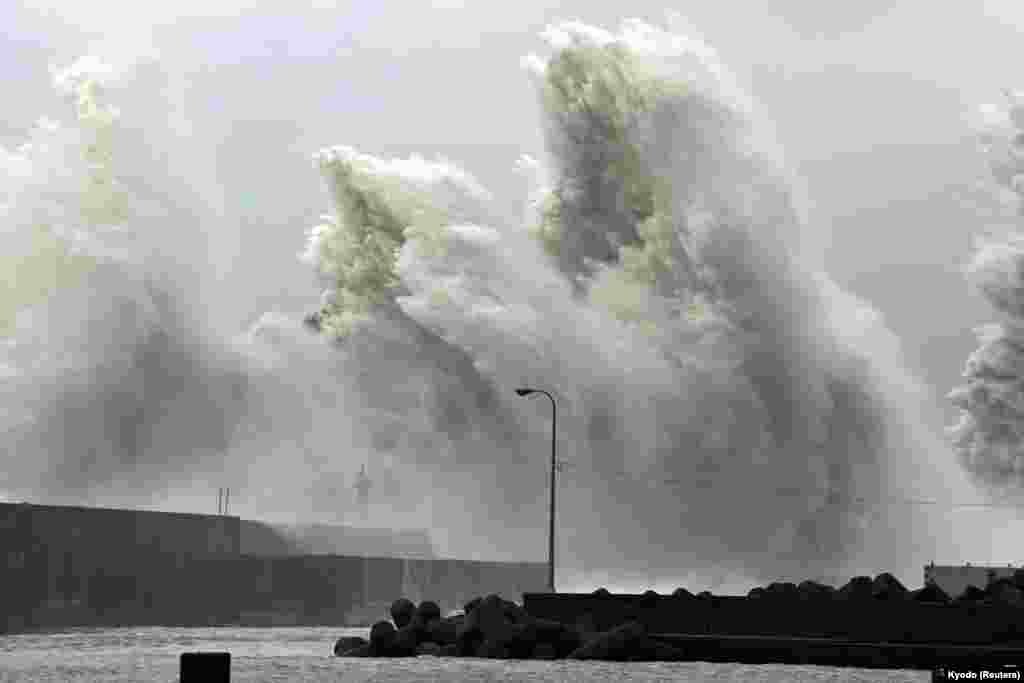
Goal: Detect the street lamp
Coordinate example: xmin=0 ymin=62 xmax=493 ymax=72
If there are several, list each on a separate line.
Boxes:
xmin=515 ymin=387 xmax=557 ymax=593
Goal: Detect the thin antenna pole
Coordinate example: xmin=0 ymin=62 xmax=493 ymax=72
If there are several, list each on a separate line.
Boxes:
xmin=217 ymin=488 xmax=222 ymax=515
xmin=225 ymin=488 xmax=230 ymax=516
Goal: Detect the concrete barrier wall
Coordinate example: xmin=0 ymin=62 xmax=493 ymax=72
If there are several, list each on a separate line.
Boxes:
xmin=0 ymin=503 xmax=240 ymax=631
xmin=238 ymin=520 xmax=297 ymax=556
xmin=522 ymin=593 xmax=1024 ymax=645
xmin=238 ymin=519 xmax=436 ymax=559
xmin=277 ymin=524 xmax=436 ymax=559
xmin=0 ymin=503 xmax=547 ymax=631
xmin=0 ymin=502 xmax=240 ymax=558
xmin=231 ymin=555 xmax=366 ymax=625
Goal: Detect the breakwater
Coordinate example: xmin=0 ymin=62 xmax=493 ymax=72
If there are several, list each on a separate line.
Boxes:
xmin=0 ymin=502 xmax=546 ymax=632
xmin=512 ymin=590 xmax=1024 ymax=669
xmin=331 ymin=589 xmax=1024 ymax=670
xmin=522 ymin=592 xmax=1024 ymax=644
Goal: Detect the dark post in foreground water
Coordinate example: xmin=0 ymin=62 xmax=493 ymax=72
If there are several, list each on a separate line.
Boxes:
xmin=180 ymin=651 xmax=230 ymax=682
xmin=515 ymin=387 xmax=557 ymax=592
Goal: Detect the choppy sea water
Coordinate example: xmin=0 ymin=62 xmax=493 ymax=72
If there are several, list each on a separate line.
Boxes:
xmin=0 ymin=627 xmax=926 ymax=682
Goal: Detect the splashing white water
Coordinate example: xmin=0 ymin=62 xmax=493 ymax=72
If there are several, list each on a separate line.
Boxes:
xmin=2 ymin=16 xmax=1017 ymax=590
xmin=300 ymin=18 xmax=1013 ymax=585
xmin=949 ymin=90 xmax=1024 ymax=497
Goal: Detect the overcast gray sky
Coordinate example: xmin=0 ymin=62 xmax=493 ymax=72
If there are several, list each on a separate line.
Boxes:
xmin=6 ymin=0 xmax=1024 ymax=420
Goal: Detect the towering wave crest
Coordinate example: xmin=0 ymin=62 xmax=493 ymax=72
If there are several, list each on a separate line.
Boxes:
xmin=303 ymin=19 xmax=976 ymax=585
xmin=0 ymin=48 xmax=253 ymax=506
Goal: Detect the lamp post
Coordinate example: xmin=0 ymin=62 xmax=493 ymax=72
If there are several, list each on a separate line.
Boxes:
xmin=515 ymin=387 xmax=557 ymax=593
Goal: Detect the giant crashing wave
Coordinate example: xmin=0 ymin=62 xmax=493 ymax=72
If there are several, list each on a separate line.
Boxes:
xmin=0 ymin=46 xmax=456 ymax=526
xmin=301 ymin=19 xmax=958 ymax=585
xmin=1 ymin=18 xmax=975 ymax=586
xmin=0 ymin=50 xmax=255 ymax=506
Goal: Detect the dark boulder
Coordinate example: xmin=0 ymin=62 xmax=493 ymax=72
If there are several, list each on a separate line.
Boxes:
xmin=477 ymin=617 xmax=540 ymax=660
xmin=463 ymin=597 xmax=483 ymax=614
xmin=910 ymin=583 xmax=951 ymax=604
xmin=455 ymin=627 xmax=483 ymax=657
xmin=458 ymin=594 xmax=581 ymax=659
xmin=836 ymin=576 xmax=874 ymax=602
xmin=514 ymin=616 xmax=582 ymax=658
xmin=508 ymin=628 xmax=542 ymax=659
xmin=797 ymin=580 xmax=835 ymax=601
xmin=370 ymin=620 xmax=397 ymax=652
xmin=425 ymin=614 xmax=464 ymax=646
xmin=592 ymin=587 xmax=612 ymax=597
xmin=672 ymin=587 xmax=694 ymax=599
xmin=416 ymin=641 xmax=442 ymax=656
xmin=366 ymin=620 xmax=416 ymax=656
xmin=476 ymin=639 xmax=513 ymax=658
xmin=871 ymin=573 xmax=909 ymax=601
xmin=988 ymin=578 xmax=1024 ymax=607
xmin=456 ymin=594 xmax=537 ymax=657
xmin=637 ymin=590 xmax=660 ymax=609
xmin=696 ymin=590 xmax=713 ymax=599
xmin=390 ymin=598 xmax=416 ymax=629
xmin=468 ymin=595 xmax=518 ymax=639
xmin=333 ymin=636 xmax=367 ymax=656
xmin=501 ymin=600 xmax=530 ymax=624
xmin=763 ymin=582 xmax=799 ymax=600
xmin=456 ymin=596 xmax=510 ymax=656
xmin=747 ymin=587 xmax=766 ymax=600
xmin=956 ymin=585 xmax=988 ymax=603
xmin=416 ymin=600 xmax=442 ymax=624
xmin=393 ymin=621 xmax=425 ymax=655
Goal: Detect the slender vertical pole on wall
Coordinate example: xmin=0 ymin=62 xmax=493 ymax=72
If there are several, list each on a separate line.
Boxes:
xmin=515 ymin=388 xmax=557 ymax=593
xmin=217 ymin=488 xmax=222 ymax=515
xmin=548 ymin=396 xmax=556 ymax=593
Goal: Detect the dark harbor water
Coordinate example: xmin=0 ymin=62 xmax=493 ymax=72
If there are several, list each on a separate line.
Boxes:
xmin=0 ymin=627 xmax=926 ymax=682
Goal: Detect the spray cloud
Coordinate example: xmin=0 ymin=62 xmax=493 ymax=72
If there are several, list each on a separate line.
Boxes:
xmin=301 ymin=18 xmax=990 ymax=586
xmin=2 ymin=16 xmax=1011 ymax=589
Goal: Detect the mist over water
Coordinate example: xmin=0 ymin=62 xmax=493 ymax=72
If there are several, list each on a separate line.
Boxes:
xmin=2 ymin=15 xmax=1020 ymax=592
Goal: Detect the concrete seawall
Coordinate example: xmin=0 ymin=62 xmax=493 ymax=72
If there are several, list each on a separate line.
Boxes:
xmin=522 ymin=593 xmax=1024 ymax=669
xmin=0 ymin=502 xmax=547 ymax=632
xmin=523 ymin=592 xmax=1024 ymax=645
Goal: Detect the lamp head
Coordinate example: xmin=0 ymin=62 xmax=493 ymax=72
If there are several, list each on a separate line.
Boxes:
xmin=515 ymin=388 xmax=534 ymax=396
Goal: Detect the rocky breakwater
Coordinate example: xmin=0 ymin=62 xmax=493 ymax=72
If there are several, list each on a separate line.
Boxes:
xmin=332 ymin=572 xmax=1024 ymax=664
xmin=333 ymin=594 xmax=688 ymax=661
